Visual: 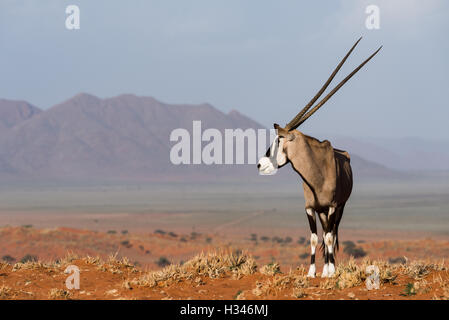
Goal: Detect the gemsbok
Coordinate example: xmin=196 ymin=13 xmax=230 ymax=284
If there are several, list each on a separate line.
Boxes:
xmin=257 ymin=38 xmax=381 ymax=277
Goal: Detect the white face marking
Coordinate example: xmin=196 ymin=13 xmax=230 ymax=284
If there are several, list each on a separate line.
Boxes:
xmin=257 ymin=135 xmax=287 ymax=175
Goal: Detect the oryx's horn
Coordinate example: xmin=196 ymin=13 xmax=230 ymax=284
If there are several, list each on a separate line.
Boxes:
xmin=294 ymin=45 xmax=382 ymax=128
xmin=285 ymin=37 xmax=363 ymax=131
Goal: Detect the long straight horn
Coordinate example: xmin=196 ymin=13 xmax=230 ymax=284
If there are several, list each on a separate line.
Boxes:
xmin=285 ymin=37 xmax=363 ymax=131
xmin=293 ymin=45 xmax=382 ymax=129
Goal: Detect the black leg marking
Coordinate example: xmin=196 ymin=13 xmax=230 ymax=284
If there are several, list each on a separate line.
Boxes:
xmin=307 ymin=212 xmax=317 ymax=234
xmin=329 ymin=252 xmax=335 ymax=265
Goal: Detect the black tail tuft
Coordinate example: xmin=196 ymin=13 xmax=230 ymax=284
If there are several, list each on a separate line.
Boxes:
xmin=320 ymin=239 xmax=326 ymax=257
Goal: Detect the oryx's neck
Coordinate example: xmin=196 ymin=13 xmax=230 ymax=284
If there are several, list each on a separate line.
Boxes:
xmin=287 ymin=134 xmax=329 ymax=191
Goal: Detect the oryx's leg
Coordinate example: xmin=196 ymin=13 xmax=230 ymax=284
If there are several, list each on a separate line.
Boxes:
xmin=318 ymin=212 xmax=329 ymax=278
xmin=324 ymin=207 xmax=336 ymax=277
xmin=306 ymin=208 xmax=318 ymax=278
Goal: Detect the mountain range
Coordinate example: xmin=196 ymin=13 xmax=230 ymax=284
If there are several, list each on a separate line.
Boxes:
xmin=0 ymin=94 xmax=408 ymax=182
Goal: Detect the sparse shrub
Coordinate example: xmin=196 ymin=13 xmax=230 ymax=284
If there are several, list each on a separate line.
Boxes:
xmin=2 ymin=255 xmax=15 ymax=264
xmin=138 ymin=245 xmax=144 ymax=251
xmin=299 ymin=253 xmax=309 ymax=260
xmin=22 ymin=224 xmax=33 ymax=229
xmin=121 ymin=230 xmax=128 ymax=235
xmin=250 ymin=234 xmax=257 ymax=242
xmin=190 ymin=232 xmax=200 ymax=239
xmin=233 ymin=290 xmax=243 ymax=300
xmin=205 ymin=237 xmax=212 ymax=243
xmin=284 ymin=236 xmax=292 ymax=244
xmin=20 ymin=254 xmax=37 ymax=263
xmin=272 ymin=236 xmax=283 ymax=244
xmin=120 ymin=240 xmax=132 ymax=248
xmin=343 ymin=241 xmax=367 ymax=258
xmin=154 ymin=229 xmax=166 ymax=235
xmin=180 ymin=237 xmax=187 ymax=242
xmin=297 ymin=237 xmax=305 ymax=245
xmin=145 ymin=250 xmax=151 ymax=254
xmin=107 ymin=230 xmax=117 ymax=234
xmin=156 ymin=256 xmax=171 ymax=267
xmin=400 ymin=282 xmax=417 ymax=296
xmin=346 ymin=247 xmax=367 ymax=258
xmin=260 ymin=236 xmax=270 ymax=242
xmin=168 ymin=232 xmax=178 ymax=238
xmin=343 ymin=240 xmax=356 ymax=249
xmin=389 ymin=256 xmax=406 ymax=264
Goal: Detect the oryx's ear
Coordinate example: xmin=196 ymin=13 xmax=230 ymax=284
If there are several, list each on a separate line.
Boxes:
xmin=274 ymin=123 xmax=287 ymax=137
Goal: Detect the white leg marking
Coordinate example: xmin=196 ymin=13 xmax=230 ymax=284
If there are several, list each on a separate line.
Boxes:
xmin=321 ymin=263 xmax=329 ymax=278
xmin=310 ymin=233 xmax=318 ymax=255
xmin=328 ymin=263 xmax=336 ymax=277
xmin=306 ymin=208 xmax=314 ymax=216
xmin=325 ymin=232 xmax=334 ymax=254
xmin=308 ymin=233 xmax=318 ymax=278
xmin=324 ymin=233 xmax=335 ymax=277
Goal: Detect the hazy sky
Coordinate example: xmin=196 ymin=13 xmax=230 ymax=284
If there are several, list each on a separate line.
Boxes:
xmin=1 ymin=0 xmax=448 ymax=139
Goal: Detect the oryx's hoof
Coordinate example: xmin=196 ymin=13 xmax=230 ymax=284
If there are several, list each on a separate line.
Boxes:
xmin=327 ymin=263 xmax=335 ymax=277
xmin=321 ymin=263 xmax=329 ymax=278
xmin=307 ymin=264 xmax=316 ymax=278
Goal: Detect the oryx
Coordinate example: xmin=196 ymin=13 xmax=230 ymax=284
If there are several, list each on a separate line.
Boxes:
xmin=257 ymin=38 xmax=381 ymax=277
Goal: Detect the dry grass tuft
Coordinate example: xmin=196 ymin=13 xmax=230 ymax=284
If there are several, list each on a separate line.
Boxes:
xmin=128 ymin=250 xmax=257 ymax=288
xmin=432 ymin=272 xmax=449 ymax=300
xmin=94 ymin=255 xmax=137 ymax=274
xmin=0 ymin=262 xmax=9 ymax=270
xmin=402 ymin=260 xmax=445 ymax=280
xmin=318 ymin=258 xmax=399 ymax=290
xmin=48 ymin=288 xmax=72 ymax=300
xmin=251 ymin=267 xmax=309 ymax=298
xmin=260 ymin=262 xmax=281 ymax=276
xmin=0 ymin=286 xmax=15 ymax=299
xmin=12 ymin=260 xmax=56 ymax=272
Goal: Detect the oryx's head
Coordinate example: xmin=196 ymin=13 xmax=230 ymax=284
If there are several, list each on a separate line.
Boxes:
xmin=257 ymin=37 xmax=382 ymax=175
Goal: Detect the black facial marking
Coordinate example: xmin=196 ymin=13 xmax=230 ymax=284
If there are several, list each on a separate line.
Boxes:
xmin=265 ymin=148 xmax=270 ymax=157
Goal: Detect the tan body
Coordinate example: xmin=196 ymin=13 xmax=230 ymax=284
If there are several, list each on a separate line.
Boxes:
xmin=287 ymin=132 xmax=353 ymax=212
